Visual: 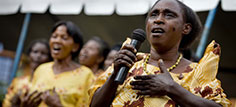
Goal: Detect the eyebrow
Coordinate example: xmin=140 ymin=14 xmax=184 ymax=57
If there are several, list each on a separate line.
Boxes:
xmin=163 ymin=9 xmax=178 ymax=16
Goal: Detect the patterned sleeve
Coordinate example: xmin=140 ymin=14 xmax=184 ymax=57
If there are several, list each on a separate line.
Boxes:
xmin=193 ymin=40 xmax=231 ymax=107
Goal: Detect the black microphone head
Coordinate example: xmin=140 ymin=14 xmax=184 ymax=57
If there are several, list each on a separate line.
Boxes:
xmin=131 ymin=29 xmax=146 ymax=43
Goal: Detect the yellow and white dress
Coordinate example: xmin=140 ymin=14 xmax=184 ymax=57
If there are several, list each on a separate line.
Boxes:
xmin=89 ymin=41 xmax=231 ymax=107
xmin=31 ymin=62 xmax=95 ymax=107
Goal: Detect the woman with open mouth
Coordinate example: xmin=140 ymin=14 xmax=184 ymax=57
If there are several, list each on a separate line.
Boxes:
xmin=30 ymin=21 xmax=95 ymax=107
xmin=89 ymin=0 xmax=231 ymax=107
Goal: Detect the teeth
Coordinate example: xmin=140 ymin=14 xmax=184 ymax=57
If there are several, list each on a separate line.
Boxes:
xmin=152 ymin=28 xmax=164 ymax=33
xmin=53 ymin=45 xmax=59 ymax=48
xmin=154 ymin=29 xmax=159 ymax=32
xmin=53 ymin=45 xmax=61 ymax=50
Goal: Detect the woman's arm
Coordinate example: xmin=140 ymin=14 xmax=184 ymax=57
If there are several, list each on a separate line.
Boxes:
xmin=90 ymin=44 xmax=137 ymax=107
xmin=41 ymin=89 xmax=63 ymax=107
xmin=90 ymin=72 xmax=119 ymax=107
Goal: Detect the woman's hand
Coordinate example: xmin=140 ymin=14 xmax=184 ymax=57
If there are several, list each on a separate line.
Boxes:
xmin=11 ymin=90 xmax=22 ymax=107
xmin=91 ymin=44 xmax=137 ymax=107
xmin=41 ymin=88 xmax=63 ymax=107
xmin=113 ymin=44 xmax=137 ymax=75
xmin=20 ymin=90 xmax=42 ymax=107
xmin=130 ymin=59 xmax=175 ymax=96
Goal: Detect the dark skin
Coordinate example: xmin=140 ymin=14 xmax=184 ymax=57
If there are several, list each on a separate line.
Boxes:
xmin=90 ymin=0 xmax=221 ymax=107
xmin=11 ymin=89 xmax=62 ymax=107
xmin=79 ymin=40 xmax=104 ymax=74
xmin=10 ymin=90 xmax=42 ymax=107
xmin=41 ymin=88 xmax=63 ymax=107
xmin=20 ymin=91 xmax=42 ymax=107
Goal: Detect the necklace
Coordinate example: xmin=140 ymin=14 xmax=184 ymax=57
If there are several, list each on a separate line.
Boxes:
xmin=143 ymin=53 xmax=183 ymax=73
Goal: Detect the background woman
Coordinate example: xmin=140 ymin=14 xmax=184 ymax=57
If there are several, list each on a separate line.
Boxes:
xmin=79 ymin=36 xmax=110 ymax=77
xmin=31 ymin=21 xmax=94 ymax=107
xmin=3 ymin=39 xmax=52 ymax=107
xmin=103 ymin=43 xmax=122 ymax=70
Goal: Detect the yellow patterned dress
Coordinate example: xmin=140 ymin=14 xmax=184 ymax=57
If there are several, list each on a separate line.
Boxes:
xmin=3 ymin=75 xmax=31 ymax=107
xmin=95 ymin=69 xmax=105 ymax=77
xmin=89 ymin=41 xmax=231 ymax=107
xmin=31 ymin=62 xmax=95 ymax=107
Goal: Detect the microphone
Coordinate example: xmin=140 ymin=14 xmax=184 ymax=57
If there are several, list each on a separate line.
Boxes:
xmin=114 ymin=28 xmax=146 ymax=84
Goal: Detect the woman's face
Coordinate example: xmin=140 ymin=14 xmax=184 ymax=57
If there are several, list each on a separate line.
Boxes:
xmin=29 ymin=42 xmax=50 ymax=64
xmin=50 ymin=25 xmax=76 ymax=60
xmin=79 ymin=40 xmax=102 ymax=67
xmin=146 ymin=0 xmax=185 ymax=51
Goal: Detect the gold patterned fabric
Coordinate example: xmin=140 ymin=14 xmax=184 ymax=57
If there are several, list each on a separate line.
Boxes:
xmin=89 ymin=41 xmax=231 ymax=107
xmin=95 ymin=69 xmax=105 ymax=77
xmin=3 ymin=75 xmax=31 ymax=107
xmin=31 ymin=62 xmax=95 ymax=107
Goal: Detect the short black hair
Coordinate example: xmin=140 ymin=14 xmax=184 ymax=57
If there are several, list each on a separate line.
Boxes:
xmin=176 ymin=0 xmax=202 ymax=50
xmin=52 ymin=21 xmax=84 ymax=59
xmin=90 ymin=36 xmax=110 ymax=69
xmin=147 ymin=0 xmax=202 ymax=50
xmin=26 ymin=39 xmax=52 ymax=61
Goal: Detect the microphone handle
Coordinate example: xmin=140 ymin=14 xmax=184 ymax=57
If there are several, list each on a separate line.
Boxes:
xmin=114 ymin=67 xmax=129 ymax=84
xmin=114 ymin=39 xmax=141 ymax=84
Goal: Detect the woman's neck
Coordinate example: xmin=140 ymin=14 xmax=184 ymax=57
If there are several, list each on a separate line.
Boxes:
xmin=30 ymin=62 xmax=40 ymax=72
xmin=29 ymin=62 xmax=38 ymax=81
xmin=53 ymin=55 xmax=79 ymax=74
xmin=148 ymin=45 xmax=193 ymax=74
xmin=149 ymin=45 xmax=180 ymax=68
xmin=85 ymin=63 xmax=99 ymax=74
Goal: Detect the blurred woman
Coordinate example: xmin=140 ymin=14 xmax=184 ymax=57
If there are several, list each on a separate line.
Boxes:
xmin=90 ymin=0 xmax=231 ymax=106
xmin=79 ymin=36 xmax=110 ymax=77
xmin=103 ymin=43 xmax=122 ymax=70
xmin=3 ymin=39 xmax=52 ymax=107
xmin=31 ymin=21 xmax=95 ymax=107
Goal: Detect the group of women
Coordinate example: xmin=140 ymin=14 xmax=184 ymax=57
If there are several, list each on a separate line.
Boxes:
xmin=3 ymin=0 xmax=231 ymax=106
xmin=3 ymin=20 xmax=114 ymax=107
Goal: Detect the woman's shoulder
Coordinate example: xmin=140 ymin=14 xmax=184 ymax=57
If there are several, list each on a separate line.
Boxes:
xmin=35 ymin=61 xmax=54 ymax=71
xmin=38 ymin=61 xmax=54 ymax=68
xmin=33 ymin=62 xmax=54 ymax=78
xmin=9 ymin=75 xmax=31 ymax=90
xmin=192 ymin=40 xmax=221 ymax=81
xmin=78 ymin=65 xmax=92 ymax=72
xmin=75 ymin=65 xmax=94 ymax=76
